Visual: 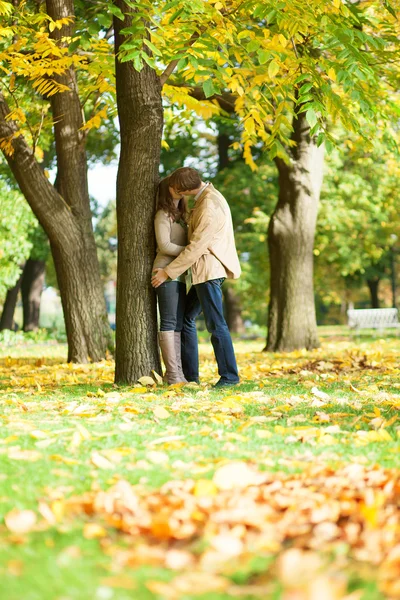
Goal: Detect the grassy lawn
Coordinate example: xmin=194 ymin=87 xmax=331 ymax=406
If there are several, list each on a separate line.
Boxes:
xmin=0 ymin=328 xmax=399 ymax=600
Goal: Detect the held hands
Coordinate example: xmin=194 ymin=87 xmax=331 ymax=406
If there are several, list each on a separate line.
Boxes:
xmin=151 ymin=268 xmax=168 ymax=288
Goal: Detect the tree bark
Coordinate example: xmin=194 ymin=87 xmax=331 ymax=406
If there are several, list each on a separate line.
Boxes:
xmin=0 ymin=267 xmax=24 ymax=331
xmin=223 ymin=285 xmax=245 ymax=334
xmin=367 ymin=277 xmax=380 ymax=308
xmin=217 ymin=132 xmax=231 ymax=171
xmin=113 ymin=3 xmax=163 ymax=383
xmin=265 ymin=112 xmax=323 ymax=352
xmin=0 ymin=0 xmax=112 ymax=361
xmin=21 ymin=259 xmax=45 ymax=331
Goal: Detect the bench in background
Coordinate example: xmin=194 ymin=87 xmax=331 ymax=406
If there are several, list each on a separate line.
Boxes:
xmin=347 ymin=307 xmax=400 ymax=333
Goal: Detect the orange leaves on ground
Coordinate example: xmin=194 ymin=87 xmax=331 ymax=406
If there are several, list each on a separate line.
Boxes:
xmin=55 ymin=462 xmax=400 ymax=597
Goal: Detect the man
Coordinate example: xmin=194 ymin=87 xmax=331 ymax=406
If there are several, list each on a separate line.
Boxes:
xmin=151 ymin=167 xmax=241 ymax=387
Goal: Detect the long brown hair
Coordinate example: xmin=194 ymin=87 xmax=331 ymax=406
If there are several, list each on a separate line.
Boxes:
xmin=157 ymin=177 xmax=188 ymax=223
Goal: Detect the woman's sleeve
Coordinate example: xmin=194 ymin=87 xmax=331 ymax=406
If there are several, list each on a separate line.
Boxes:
xmin=155 ymin=212 xmax=185 ymax=256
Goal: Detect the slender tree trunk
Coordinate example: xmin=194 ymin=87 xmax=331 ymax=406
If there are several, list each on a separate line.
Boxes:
xmin=0 ymin=267 xmax=24 ymax=330
xmin=223 ymin=285 xmax=245 ymax=334
xmin=113 ymin=3 xmax=163 ymax=383
xmin=265 ymin=112 xmax=323 ymax=352
xmin=367 ymin=277 xmax=380 ymax=309
xmin=0 ymin=1 xmax=112 ymax=361
xmin=217 ymin=132 xmax=231 ymax=171
xmin=21 ymin=259 xmax=45 ymax=331
xmin=216 ymin=125 xmax=244 ymax=334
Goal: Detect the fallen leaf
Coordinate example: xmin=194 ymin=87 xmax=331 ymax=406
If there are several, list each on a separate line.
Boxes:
xmin=5 ymin=509 xmax=37 ymax=534
xmin=153 ymin=406 xmax=171 ymax=420
xmin=91 ymin=452 xmax=114 ymax=469
xmin=138 ymin=376 xmax=156 ymax=387
xmin=213 ymin=461 xmax=267 ymax=490
xmin=83 ymin=523 xmax=107 ymax=539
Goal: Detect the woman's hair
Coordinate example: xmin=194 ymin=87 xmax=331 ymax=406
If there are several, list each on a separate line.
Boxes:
xmin=157 ymin=177 xmax=188 ymax=222
xmin=169 ymin=167 xmax=202 ymax=192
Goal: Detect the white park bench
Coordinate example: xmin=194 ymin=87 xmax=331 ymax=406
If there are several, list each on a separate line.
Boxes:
xmin=347 ymin=307 xmax=400 ymax=333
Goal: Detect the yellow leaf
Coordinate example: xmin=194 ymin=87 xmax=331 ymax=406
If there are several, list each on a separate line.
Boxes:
xmin=244 ymin=117 xmax=255 ymax=136
xmin=152 ymin=370 xmax=163 ymax=384
xmin=153 ymin=406 xmax=171 ymax=420
xmin=130 ymin=387 xmax=147 ymax=394
xmin=83 ymin=523 xmax=107 ymax=539
xmin=327 ymin=67 xmax=336 ymax=81
xmin=193 ymin=479 xmax=218 ymax=497
xmin=278 ymin=34 xmax=287 ymax=48
xmin=91 ymin=452 xmax=114 ymax=469
xmin=268 ymin=60 xmax=280 ymax=78
xmin=138 ymin=376 xmax=156 ymax=387
xmin=255 ymin=429 xmax=272 ymax=439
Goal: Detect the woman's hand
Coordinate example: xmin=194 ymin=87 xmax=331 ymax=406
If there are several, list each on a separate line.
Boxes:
xmin=151 ymin=268 xmax=168 ymax=288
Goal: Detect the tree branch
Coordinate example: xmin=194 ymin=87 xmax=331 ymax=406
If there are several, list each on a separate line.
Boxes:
xmin=168 ymin=83 xmax=237 ymax=113
xmin=160 ymin=31 xmax=201 ymax=87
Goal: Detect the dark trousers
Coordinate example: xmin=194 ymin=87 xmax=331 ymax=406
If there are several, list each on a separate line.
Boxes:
xmin=181 ymin=278 xmax=239 ymax=384
xmin=156 ymin=281 xmax=186 ymax=331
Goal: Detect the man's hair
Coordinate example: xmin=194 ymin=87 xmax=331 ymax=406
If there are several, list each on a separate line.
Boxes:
xmin=169 ymin=167 xmax=202 ymax=192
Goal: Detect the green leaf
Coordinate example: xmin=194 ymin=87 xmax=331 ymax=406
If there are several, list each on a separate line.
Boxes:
xmin=306 ymin=108 xmax=318 ymax=129
xmin=294 ymin=73 xmax=310 ymax=84
xmin=169 ymin=7 xmax=185 ymax=23
xmin=141 ymin=51 xmax=156 ymax=69
xmin=143 ymin=39 xmax=162 ymax=56
xmin=109 ymin=4 xmax=125 ymax=20
xmin=176 ymin=56 xmax=188 ymax=70
xmin=68 ymin=38 xmax=80 ymax=53
xmin=97 ymin=13 xmax=112 ymax=28
xmin=257 ymin=49 xmax=269 ymax=65
xmin=202 ymin=79 xmax=216 ymax=98
xmin=383 ymin=0 xmax=397 ymax=18
xmin=299 ymin=83 xmax=313 ymax=95
xmin=246 ymin=40 xmax=260 ymax=53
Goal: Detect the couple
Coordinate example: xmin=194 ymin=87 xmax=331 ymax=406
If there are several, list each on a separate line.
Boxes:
xmin=151 ymin=167 xmax=241 ymax=388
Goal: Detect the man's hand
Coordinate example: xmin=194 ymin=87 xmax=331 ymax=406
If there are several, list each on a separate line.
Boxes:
xmin=151 ymin=268 xmax=168 ymax=288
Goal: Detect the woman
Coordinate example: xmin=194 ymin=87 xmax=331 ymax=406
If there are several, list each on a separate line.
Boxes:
xmin=153 ymin=177 xmax=188 ymax=384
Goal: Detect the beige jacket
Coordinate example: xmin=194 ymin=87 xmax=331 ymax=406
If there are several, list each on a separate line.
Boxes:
xmin=153 ymin=210 xmax=187 ymax=273
xmin=164 ymin=184 xmax=241 ymax=285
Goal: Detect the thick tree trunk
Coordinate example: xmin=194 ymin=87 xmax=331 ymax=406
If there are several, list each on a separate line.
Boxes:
xmin=265 ymin=112 xmax=323 ymax=352
xmin=367 ymin=277 xmax=380 ymax=308
xmin=223 ymin=285 xmax=245 ymax=334
xmin=0 ymin=1 xmax=112 ymax=362
xmin=0 ymin=267 xmax=24 ymax=331
xmin=21 ymin=259 xmax=45 ymax=331
xmin=113 ymin=4 xmax=163 ymax=383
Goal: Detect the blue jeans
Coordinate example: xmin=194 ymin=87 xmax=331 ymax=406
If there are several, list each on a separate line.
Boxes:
xmin=156 ymin=281 xmax=186 ymax=331
xmin=181 ymin=278 xmax=239 ymax=384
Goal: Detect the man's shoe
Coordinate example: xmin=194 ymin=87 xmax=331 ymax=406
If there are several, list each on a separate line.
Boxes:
xmin=213 ymin=379 xmax=240 ymax=388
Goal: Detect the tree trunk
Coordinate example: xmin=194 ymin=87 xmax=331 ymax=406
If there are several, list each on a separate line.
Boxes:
xmin=217 ymin=132 xmax=231 ymax=171
xmin=0 ymin=1 xmax=112 ymax=362
xmin=223 ymin=285 xmax=245 ymax=334
xmin=20 ymin=259 xmax=45 ymax=331
xmin=265 ymin=112 xmax=323 ymax=352
xmin=367 ymin=277 xmax=380 ymax=308
xmin=0 ymin=267 xmax=24 ymax=331
xmin=113 ymin=3 xmax=163 ymax=383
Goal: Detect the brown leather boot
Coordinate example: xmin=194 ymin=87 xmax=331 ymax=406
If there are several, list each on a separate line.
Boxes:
xmin=174 ymin=331 xmax=188 ymax=384
xmin=158 ymin=331 xmax=185 ymax=384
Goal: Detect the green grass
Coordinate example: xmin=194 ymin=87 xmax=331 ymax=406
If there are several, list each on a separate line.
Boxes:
xmin=0 ymin=329 xmax=399 ymax=599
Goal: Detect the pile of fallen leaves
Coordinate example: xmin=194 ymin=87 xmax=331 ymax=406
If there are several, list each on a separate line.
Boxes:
xmin=5 ymin=462 xmax=399 ymax=599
